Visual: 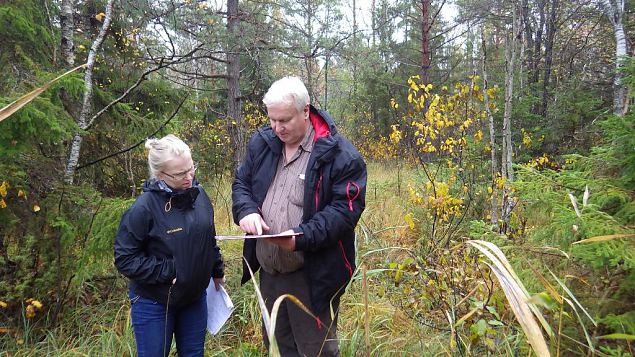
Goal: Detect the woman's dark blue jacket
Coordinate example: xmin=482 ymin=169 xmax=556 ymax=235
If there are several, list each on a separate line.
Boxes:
xmin=232 ymin=105 xmax=367 ymax=314
xmin=114 ymin=179 xmax=224 ymax=307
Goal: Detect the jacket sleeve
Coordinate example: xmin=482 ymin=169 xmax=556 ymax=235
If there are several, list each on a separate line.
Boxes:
xmin=294 ymin=152 xmax=367 ymax=252
xmin=232 ymin=137 xmax=260 ymax=224
xmin=210 ymin=222 xmax=225 ymax=279
xmin=114 ymin=204 xmax=175 ymax=284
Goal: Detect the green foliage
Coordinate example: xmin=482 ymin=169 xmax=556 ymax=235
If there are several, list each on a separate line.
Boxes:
xmin=75 ymin=197 xmax=135 ymax=283
xmin=601 ymin=311 xmax=635 ymax=335
xmin=0 ymin=1 xmax=54 ymax=81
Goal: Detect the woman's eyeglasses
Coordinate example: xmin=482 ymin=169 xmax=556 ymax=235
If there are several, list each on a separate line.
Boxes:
xmin=161 ymin=163 xmax=198 ymax=180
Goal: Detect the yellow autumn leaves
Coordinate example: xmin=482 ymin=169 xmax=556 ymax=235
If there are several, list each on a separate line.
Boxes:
xmin=0 ymin=181 xmax=7 ymax=209
xmin=390 ymin=76 xmax=497 ymax=158
xmin=0 ymin=298 xmax=43 ymax=323
xmin=0 ymin=181 xmax=39 ymax=212
xmin=25 ymin=299 xmax=44 ymax=319
xmin=407 ymin=181 xmax=464 ymax=224
xmin=391 ymin=76 xmax=498 ymax=226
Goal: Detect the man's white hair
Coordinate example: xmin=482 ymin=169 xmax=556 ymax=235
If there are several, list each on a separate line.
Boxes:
xmin=144 ymin=134 xmax=191 ymax=178
xmin=262 ymin=76 xmax=310 ymax=113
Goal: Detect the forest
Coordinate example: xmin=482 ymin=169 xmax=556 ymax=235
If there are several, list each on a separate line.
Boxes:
xmin=1 ymin=0 xmax=634 ymax=355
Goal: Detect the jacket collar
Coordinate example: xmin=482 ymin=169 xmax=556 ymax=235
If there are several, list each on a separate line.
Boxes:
xmin=143 ymin=178 xmax=200 ymax=210
xmin=259 ymin=105 xmax=339 ymax=162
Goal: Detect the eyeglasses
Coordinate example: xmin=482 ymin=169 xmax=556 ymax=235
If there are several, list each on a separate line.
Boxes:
xmin=161 ymin=163 xmax=198 ymax=180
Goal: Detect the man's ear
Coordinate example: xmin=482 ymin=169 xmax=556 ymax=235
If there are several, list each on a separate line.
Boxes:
xmin=303 ymin=104 xmax=310 ymax=119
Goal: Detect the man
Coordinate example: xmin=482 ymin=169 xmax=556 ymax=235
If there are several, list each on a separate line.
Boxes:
xmin=232 ymin=76 xmax=366 ymax=356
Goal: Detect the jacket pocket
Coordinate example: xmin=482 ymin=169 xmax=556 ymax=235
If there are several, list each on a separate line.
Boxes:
xmin=288 ymin=174 xmax=305 ymax=207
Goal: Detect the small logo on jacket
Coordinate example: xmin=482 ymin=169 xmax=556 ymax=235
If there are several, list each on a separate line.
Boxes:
xmin=166 ymin=227 xmax=183 ymax=234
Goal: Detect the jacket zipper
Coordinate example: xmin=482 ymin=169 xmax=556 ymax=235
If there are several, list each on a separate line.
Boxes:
xmin=314 ymin=173 xmax=323 ymax=210
xmin=338 ymin=240 xmax=353 ymax=278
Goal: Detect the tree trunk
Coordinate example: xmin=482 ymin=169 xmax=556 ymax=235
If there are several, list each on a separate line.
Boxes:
xmin=64 ymin=0 xmax=115 ymax=184
xmin=324 ymin=51 xmax=329 ymax=111
xmin=521 ymin=0 xmax=534 ymax=84
xmin=501 ymin=6 xmax=520 ymax=225
xmin=481 ymin=28 xmax=498 ymax=227
xmin=420 ymin=0 xmax=431 ymax=86
xmin=540 ymin=0 xmax=559 ymax=118
xmin=60 ymin=0 xmax=75 ymax=67
xmin=530 ymin=0 xmax=546 ymax=87
xmin=226 ymin=0 xmax=245 ymax=164
xmin=601 ymin=0 xmax=628 ymax=116
xmin=502 ymin=18 xmax=517 ymax=183
xmin=304 ymin=0 xmax=315 ymax=99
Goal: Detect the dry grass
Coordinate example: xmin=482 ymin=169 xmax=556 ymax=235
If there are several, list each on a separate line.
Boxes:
xmin=2 ymin=162 xmax=514 ymax=356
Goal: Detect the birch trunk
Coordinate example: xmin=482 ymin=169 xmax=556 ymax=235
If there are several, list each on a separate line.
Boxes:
xmin=501 ymin=16 xmax=517 ymax=184
xmin=60 ymin=0 xmax=75 ymax=67
xmin=226 ymin=0 xmax=245 ymax=164
xmin=481 ymin=29 xmax=498 ymax=227
xmin=501 ymin=7 xmax=520 ymax=225
xmin=601 ymin=0 xmax=628 ymax=116
xmin=64 ymin=0 xmax=115 ymax=184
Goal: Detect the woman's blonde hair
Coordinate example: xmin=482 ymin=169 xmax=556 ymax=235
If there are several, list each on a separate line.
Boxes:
xmin=144 ymin=134 xmax=191 ymax=178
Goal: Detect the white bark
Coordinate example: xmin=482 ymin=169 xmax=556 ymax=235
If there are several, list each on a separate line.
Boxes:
xmin=60 ymin=0 xmax=75 ymax=67
xmin=502 ymin=13 xmax=517 ymax=183
xmin=64 ymin=0 xmax=115 ymax=184
xmin=501 ymin=7 xmax=521 ymax=224
xmin=600 ymin=0 xmax=628 ymax=116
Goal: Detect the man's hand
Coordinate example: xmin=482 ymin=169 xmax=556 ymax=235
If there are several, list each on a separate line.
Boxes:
xmin=239 ymin=213 xmax=270 ymax=235
xmin=266 ymin=229 xmax=297 ymax=252
xmin=213 ymin=276 xmax=225 ymax=291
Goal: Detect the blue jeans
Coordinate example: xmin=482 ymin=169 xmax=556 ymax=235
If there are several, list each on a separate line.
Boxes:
xmin=129 ymin=289 xmax=207 ymax=357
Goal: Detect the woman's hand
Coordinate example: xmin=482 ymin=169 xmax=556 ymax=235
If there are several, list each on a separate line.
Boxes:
xmin=213 ymin=276 xmax=225 ymax=291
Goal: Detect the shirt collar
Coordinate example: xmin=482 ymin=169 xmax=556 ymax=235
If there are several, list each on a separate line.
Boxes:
xmin=299 ymin=122 xmax=315 ymax=153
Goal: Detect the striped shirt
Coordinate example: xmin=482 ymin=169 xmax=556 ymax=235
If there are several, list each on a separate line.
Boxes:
xmin=256 ymin=124 xmax=315 ymax=274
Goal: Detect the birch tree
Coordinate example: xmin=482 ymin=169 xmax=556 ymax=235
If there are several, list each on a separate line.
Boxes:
xmin=64 ymin=0 xmax=115 ymax=184
xmin=60 ymin=0 xmax=75 ymax=67
xmin=599 ymin=0 xmax=628 ymax=116
xmin=501 ymin=5 xmax=521 ymax=225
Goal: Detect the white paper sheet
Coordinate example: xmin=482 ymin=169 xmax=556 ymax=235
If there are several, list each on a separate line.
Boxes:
xmin=215 ymin=232 xmax=303 ymax=240
xmin=206 ymin=281 xmax=234 ymax=335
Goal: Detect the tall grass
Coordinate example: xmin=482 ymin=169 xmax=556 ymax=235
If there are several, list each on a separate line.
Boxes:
xmin=3 ymin=161 xmax=605 ymax=356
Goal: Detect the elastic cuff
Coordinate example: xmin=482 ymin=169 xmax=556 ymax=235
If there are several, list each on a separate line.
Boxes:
xmin=161 ymin=259 xmax=176 ymax=283
xmin=293 ymin=227 xmax=305 ymax=251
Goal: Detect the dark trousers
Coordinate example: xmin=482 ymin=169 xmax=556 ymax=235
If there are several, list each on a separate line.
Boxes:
xmin=129 ymin=289 xmax=207 ymax=357
xmin=260 ymin=269 xmax=340 ymax=357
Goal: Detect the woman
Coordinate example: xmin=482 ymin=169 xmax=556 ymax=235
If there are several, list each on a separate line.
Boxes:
xmin=114 ymin=134 xmax=224 ymax=357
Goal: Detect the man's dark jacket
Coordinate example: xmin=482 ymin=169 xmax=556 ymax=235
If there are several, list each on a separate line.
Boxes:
xmin=114 ymin=179 xmax=224 ymax=307
xmin=232 ymin=105 xmax=367 ymax=314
